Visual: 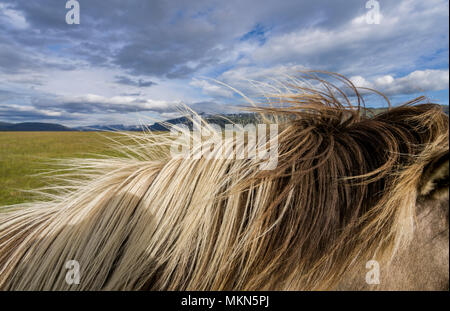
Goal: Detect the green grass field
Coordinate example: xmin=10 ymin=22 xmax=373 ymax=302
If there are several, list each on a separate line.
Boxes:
xmin=0 ymin=132 xmax=125 ymax=206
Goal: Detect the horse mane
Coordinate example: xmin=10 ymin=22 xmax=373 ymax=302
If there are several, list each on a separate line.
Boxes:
xmin=0 ymin=73 xmax=448 ymax=290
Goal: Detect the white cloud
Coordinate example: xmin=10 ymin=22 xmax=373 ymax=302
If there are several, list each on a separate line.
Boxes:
xmin=0 ymin=104 xmax=62 ymax=119
xmin=0 ymin=3 xmax=29 ymax=29
xmin=349 ymin=75 xmax=372 ymax=88
xmin=350 ymin=69 xmax=449 ymax=95
xmin=235 ymin=0 xmax=448 ymax=77
xmin=60 ymin=94 xmax=181 ymax=113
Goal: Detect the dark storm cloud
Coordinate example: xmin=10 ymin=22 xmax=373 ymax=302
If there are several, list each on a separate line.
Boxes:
xmin=114 ymin=75 xmax=157 ymax=88
xmin=0 ymin=42 xmax=41 ymax=74
xmin=0 ymin=0 xmax=448 ymax=125
xmin=0 ymin=0 xmax=388 ymax=79
xmin=30 ymin=94 xmax=177 ymax=114
xmin=1 ymin=0 xmax=446 ymax=81
xmin=0 ymin=105 xmax=75 ymax=122
xmin=119 ymin=92 xmax=141 ymax=97
xmin=0 ymin=88 xmax=17 ymax=100
xmin=0 ymin=36 xmax=77 ymax=74
xmin=31 ymin=97 xmax=226 ymax=115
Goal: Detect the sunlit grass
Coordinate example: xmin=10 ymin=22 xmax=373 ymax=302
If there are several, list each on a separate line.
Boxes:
xmin=0 ymin=131 xmax=132 ymax=206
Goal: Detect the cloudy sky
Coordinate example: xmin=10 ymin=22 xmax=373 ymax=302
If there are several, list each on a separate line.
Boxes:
xmin=0 ymin=0 xmax=448 ymax=126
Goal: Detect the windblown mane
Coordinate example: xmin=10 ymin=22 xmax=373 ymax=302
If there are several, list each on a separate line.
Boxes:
xmin=0 ymin=73 xmax=448 ymax=290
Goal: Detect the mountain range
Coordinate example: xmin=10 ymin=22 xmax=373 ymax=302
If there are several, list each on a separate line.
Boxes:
xmin=0 ymin=122 xmax=73 ymax=131
xmin=0 ymin=113 xmax=259 ymax=132
xmin=1 ymin=106 xmax=448 ymax=131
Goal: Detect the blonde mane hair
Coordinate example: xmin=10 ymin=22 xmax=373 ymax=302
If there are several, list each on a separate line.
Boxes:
xmin=0 ymin=73 xmax=448 ymax=290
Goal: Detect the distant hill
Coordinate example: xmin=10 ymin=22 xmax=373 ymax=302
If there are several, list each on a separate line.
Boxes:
xmin=1 ymin=105 xmax=447 ymax=131
xmin=0 ymin=122 xmax=73 ymax=131
xmin=74 ymin=124 xmax=141 ymax=131
xmin=74 ymin=113 xmax=259 ymax=132
xmin=147 ymin=113 xmax=259 ymax=131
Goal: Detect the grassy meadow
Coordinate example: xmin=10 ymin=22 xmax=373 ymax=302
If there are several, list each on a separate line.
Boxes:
xmin=0 ymin=131 xmax=126 ymax=206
